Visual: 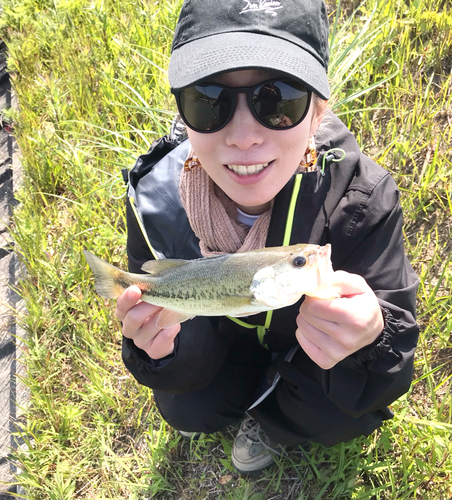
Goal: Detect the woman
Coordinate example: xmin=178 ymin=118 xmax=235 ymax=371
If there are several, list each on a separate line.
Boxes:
xmin=116 ymin=0 xmax=419 ymax=474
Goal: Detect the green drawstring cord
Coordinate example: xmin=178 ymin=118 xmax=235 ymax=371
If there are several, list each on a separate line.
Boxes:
xmin=110 ymin=175 xmax=128 ymax=199
xmin=321 ymin=148 xmax=346 ymax=176
xmin=226 ymin=172 xmax=304 ymax=349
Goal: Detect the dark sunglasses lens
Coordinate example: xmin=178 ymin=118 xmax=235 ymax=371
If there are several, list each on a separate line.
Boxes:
xmin=252 ymin=80 xmax=309 ymax=128
xmin=179 ymin=85 xmax=232 ymax=131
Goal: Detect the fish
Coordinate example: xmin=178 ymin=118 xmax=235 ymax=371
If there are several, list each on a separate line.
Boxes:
xmin=83 ymin=244 xmax=337 ymax=328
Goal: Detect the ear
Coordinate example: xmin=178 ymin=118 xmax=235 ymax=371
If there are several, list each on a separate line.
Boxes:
xmin=309 ymin=100 xmax=327 ymax=136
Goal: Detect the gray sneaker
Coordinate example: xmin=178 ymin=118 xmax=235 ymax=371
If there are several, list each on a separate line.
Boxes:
xmin=179 ymin=430 xmax=201 ymax=439
xmin=231 ymin=417 xmax=284 ymax=474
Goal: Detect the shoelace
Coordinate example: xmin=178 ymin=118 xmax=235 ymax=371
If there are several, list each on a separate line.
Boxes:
xmin=242 ymin=418 xmax=286 ymax=456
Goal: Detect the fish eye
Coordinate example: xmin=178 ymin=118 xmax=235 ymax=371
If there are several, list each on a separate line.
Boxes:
xmin=292 ymin=256 xmax=307 ymax=268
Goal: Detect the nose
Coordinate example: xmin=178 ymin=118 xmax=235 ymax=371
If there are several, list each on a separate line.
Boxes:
xmin=224 ymin=94 xmax=264 ymax=150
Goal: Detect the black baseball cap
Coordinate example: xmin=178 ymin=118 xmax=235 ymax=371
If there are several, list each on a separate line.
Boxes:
xmin=168 ymin=0 xmax=330 ymax=100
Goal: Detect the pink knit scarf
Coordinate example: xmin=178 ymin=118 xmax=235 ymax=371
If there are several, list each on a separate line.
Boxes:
xmin=180 ymin=157 xmax=272 ymax=256
xmin=180 ymin=136 xmax=316 ymax=257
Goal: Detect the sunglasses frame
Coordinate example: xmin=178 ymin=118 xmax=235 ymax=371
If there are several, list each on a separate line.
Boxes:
xmin=171 ymin=78 xmax=312 ymax=133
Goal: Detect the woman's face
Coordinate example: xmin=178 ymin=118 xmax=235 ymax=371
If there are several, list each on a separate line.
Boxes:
xmin=185 ymin=69 xmax=324 ymax=215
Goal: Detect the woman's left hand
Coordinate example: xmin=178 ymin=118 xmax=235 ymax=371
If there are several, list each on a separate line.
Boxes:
xmin=296 ymin=271 xmax=384 ymax=370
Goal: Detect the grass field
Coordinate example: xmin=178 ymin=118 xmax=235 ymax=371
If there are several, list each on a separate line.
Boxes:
xmin=0 ymin=0 xmax=451 ymax=498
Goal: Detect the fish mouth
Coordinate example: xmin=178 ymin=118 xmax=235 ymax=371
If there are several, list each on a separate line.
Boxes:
xmin=317 ymin=244 xmax=333 ymax=287
xmin=226 ymin=161 xmax=270 ymax=176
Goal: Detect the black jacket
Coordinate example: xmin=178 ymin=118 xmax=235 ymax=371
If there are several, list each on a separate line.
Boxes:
xmin=122 ymin=112 xmax=419 ymax=419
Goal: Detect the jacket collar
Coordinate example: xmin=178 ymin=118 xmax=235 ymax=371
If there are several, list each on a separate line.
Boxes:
xmin=266 ymin=111 xmax=361 ymax=247
xmin=128 ymin=111 xmax=362 ymax=256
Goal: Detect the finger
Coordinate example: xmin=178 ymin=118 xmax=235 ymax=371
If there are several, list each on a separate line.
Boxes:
xmin=302 ymin=292 xmax=375 ymax=329
xmin=296 ymin=329 xmax=337 ymax=370
xmin=115 ymin=285 xmax=142 ymax=321
xmin=296 ymin=315 xmax=349 ymax=363
xmin=143 ymin=324 xmax=180 ymax=359
xmin=121 ymin=301 xmax=161 ymax=339
xmin=331 ymin=271 xmax=369 ymax=297
xmin=133 ymin=314 xmax=179 ymax=356
xmin=299 ymin=295 xmax=384 ymax=352
xmin=299 ymin=297 xmax=340 ymax=332
xmin=300 ymin=296 xmax=369 ymax=350
xmin=299 ymin=298 xmax=358 ymax=344
xmin=127 ymin=306 xmax=180 ymax=351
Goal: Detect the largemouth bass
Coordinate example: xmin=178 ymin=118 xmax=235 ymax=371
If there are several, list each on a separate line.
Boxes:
xmin=83 ymin=244 xmax=336 ymax=328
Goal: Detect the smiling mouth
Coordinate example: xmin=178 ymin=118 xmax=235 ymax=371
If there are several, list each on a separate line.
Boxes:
xmin=226 ymin=162 xmax=270 ymax=176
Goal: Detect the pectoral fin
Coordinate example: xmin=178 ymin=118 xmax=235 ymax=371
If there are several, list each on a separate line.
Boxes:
xmin=156 ymin=309 xmax=194 ymax=328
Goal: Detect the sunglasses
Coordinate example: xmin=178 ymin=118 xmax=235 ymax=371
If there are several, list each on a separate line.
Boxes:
xmin=172 ymin=78 xmax=311 ymax=133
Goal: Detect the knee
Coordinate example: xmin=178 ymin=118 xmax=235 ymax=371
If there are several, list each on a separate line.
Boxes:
xmin=276 ymin=382 xmax=385 ymax=447
xmin=153 ymin=388 xmax=245 ymax=434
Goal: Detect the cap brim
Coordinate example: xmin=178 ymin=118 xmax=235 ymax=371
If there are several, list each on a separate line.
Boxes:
xmin=168 ymin=32 xmax=330 ymax=100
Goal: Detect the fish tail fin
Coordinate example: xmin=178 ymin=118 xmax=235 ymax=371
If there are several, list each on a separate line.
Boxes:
xmin=83 ymin=250 xmax=128 ymax=299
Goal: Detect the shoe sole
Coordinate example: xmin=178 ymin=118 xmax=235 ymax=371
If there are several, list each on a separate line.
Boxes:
xmin=179 ymin=431 xmax=201 ymax=440
xmin=231 ymin=455 xmax=275 ymax=476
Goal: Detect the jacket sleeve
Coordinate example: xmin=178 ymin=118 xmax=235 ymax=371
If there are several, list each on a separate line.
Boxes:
xmin=320 ymin=169 xmax=419 ymax=417
xmin=122 ymin=197 xmax=235 ymax=393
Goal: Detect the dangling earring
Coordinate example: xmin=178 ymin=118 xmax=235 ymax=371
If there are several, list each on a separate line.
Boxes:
xmin=184 ymin=148 xmax=202 ymax=171
xmin=298 ymin=136 xmax=317 ymax=173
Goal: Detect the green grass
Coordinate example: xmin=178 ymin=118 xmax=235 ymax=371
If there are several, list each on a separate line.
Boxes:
xmin=1 ymin=0 xmax=451 ymax=498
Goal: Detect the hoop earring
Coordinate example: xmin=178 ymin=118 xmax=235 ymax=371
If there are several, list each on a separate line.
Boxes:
xmin=184 ymin=149 xmax=202 ymax=171
xmin=298 ymin=137 xmax=317 ymax=173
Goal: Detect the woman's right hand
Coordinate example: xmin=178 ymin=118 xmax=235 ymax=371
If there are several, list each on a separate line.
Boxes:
xmin=116 ymin=285 xmax=181 ymax=359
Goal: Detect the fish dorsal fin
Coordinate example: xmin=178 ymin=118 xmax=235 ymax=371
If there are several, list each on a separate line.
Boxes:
xmin=141 ymin=258 xmax=190 ymax=275
xmin=141 ymin=254 xmax=227 ymax=275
